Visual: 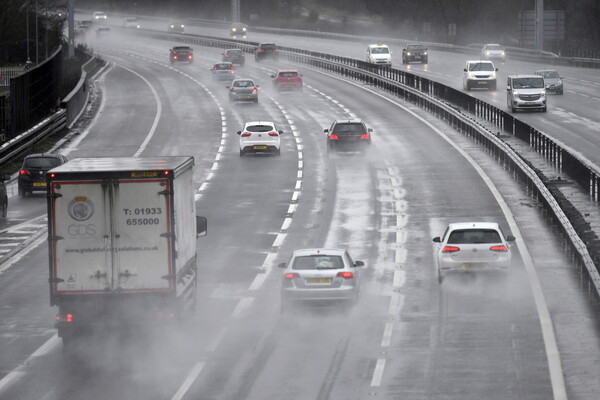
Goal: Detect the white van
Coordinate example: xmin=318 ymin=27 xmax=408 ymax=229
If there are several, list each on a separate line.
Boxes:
xmin=367 ymin=44 xmax=392 ymax=67
xmin=506 ymin=75 xmax=547 ymax=112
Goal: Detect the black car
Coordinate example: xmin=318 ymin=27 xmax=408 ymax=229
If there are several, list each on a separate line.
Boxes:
xmin=402 ymin=44 xmax=428 ymax=64
xmin=170 ymin=46 xmax=193 ymax=64
xmin=222 ymin=49 xmax=245 ymax=65
xmin=255 ymin=43 xmax=279 ymax=62
xmin=0 ymin=174 xmax=9 ymax=218
xmin=18 ymin=153 xmax=68 ymax=197
xmin=325 ymin=119 xmax=372 ymax=152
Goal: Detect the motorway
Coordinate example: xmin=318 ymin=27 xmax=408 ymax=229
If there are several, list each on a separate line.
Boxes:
xmin=1 ymin=15 xmax=600 ymax=400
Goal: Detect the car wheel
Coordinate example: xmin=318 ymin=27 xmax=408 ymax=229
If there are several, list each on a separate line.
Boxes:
xmin=1 ymin=200 xmax=7 ymax=218
xmin=542 ymin=107 xmax=547 ymax=112
xmin=437 ymin=267 xmax=443 ymax=284
xmin=18 ymin=186 xmax=25 ymax=197
xmin=511 ymin=106 xmax=517 ymax=112
xmin=490 ymin=82 xmax=497 ymax=90
xmin=465 ymin=81 xmax=471 ymax=91
xmin=239 ymin=149 xmax=244 ymax=157
xmin=275 ymin=148 xmax=281 ymax=156
xmin=254 ymin=98 xmax=259 ymax=103
xmin=559 ymin=89 xmax=563 ymax=95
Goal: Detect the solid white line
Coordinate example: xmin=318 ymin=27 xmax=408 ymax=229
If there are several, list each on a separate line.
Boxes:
xmin=117 ymin=65 xmax=163 ymax=158
xmin=371 ymin=359 xmax=386 ymax=386
xmin=171 ymin=362 xmax=205 ymax=400
xmin=313 ymin=68 xmax=568 ymax=400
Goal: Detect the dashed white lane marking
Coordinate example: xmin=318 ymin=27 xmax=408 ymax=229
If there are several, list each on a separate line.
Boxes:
xmin=371 ymin=359 xmax=386 ymax=387
xmin=170 ymin=362 xmax=206 ymax=400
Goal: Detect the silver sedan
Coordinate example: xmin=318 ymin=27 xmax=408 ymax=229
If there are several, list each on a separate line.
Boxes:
xmin=278 ymin=248 xmax=364 ymax=312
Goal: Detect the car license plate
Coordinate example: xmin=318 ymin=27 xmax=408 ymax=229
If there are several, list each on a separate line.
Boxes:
xmin=254 ymin=145 xmax=267 ymax=150
xmin=33 ymin=182 xmax=47 ymax=187
xmin=240 ymin=95 xmax=249 ymax=99
xmin=306 ymin=278 xmax=332 ymax=284
xmin=463 ymin=263 xmax=486 ymax=269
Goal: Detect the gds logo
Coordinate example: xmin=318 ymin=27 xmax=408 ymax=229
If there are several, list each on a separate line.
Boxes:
xmin=68 ymin=196 xmax=94 ymax=221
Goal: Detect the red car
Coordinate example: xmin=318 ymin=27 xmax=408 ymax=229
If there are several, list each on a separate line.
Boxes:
xmin=271 ymin=70 xmax=303 ymax=91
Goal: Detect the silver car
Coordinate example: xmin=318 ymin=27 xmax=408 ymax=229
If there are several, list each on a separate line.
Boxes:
xmin=433 ymin=222 xmax=515 ymax=283
xmin=534 ymin=69 xmax=564 ymax=95
xmin=227 ymin=79 xmax=259 ymax=103
xmin=507 ymin=75 xmax=547 ymax=112
xmin=481 ymin=43 xmax=506 ymax=62
xmin=279 ymin=248 xmax=364 ymax=312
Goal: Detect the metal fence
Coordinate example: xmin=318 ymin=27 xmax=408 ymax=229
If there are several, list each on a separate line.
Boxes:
xmin=9 ymin=47 xmax=63 ymax=137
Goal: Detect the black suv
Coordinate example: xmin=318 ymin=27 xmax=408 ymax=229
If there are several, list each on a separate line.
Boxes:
xmin=402 ymin=44 xmax=428 ymax=64
xmin=18 ymin=153 xmax=68 ymax=197
xmin=255 ymin=43 xmax=279 ymax=62
xmin=325 ymin=119 xmax=372 ymax=152
xmin=0 ymin=174 xmax=9 ymax=218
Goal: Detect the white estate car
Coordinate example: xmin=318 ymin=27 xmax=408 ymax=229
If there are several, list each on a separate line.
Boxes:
xmin=432 ymin=222 xmax=515 ymax=283
xmin=278 ymin=248 xmax=365 ymax=312
xmin=463 ymin=60 xmax=498 ymax=91
xmin=237 ymin=121 xmax=283 ymax=156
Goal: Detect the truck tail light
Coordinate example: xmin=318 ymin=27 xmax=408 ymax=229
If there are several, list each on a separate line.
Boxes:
xmin=490 ymin=245 xmax=508 ymax=252
xmin=56 ymin=313 xmax=74 ymax=322
xmin=188 ymin=55 xmax=192 ymax=60
xmin=442 ymin=246 xmax=460 ymax=253
xmin=336 ymin=271 xmax=354 ymax=279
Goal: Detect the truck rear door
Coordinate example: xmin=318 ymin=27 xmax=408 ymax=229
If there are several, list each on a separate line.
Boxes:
xmin=50 ymin=177 xmax=172 ymax=294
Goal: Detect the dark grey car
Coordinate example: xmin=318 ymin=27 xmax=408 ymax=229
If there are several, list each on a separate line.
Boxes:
xmin=222 ymin=49 xmax=245 ymax=65
xmin=17 ymin=153 xmax=68 ymax=197
xmin=227 ymin=79 xmax=259 ymax=103
xmin=534 ymin=69 xmax=564 ymax=95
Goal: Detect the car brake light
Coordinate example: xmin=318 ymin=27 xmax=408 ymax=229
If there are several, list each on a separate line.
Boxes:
xmin=19 ymin=169 xmax=30 ymax=176
xmin=274 ymin=49 xmax=279 ymax=52
xmin=231 ymin=88 xmax=236 ymax=92
xmin=284 ymin=272 xmax=299 ymax=279
xmin=336 ymin=271 xmax=354 ymax=279
xmin=241 ymin=132 xmax=251 ymax=137
xmin=490 ymin=245 xmax=508 ymax=252
xmin=329 ymin=134 xmax=339 ymax=140
xmin=442 ymin=246 xmax=460 ymax=253
xmin=241 ymin=54 xmax=245 ymax=57
xmin=173 ymin=55 xmax=178 ymax=60
xmin=251 ymin=88 xmax=257 ymax=93
xmin=188 ymin=55 xmax=192 ymax=59
xmin=258 ymin=49 xmax=264 ymax=53
xmin=268 ymin=131 xmax=279 ymax=137
xmin=360 ymin=134 xmax=370 ymax=139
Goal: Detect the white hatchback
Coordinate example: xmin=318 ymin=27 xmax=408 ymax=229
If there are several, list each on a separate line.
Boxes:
xmin=433 ymin=222 xmax=515 ymax=283
xmin=237 ymin=121 xmax=283 ymax=157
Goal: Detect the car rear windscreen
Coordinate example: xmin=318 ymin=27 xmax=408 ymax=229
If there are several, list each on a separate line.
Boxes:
xmin=247 ymin=125 xmax=274 ymax=132
xmin=332 ymin=123 xmax=366 ymax=136
xmin=25 ymin=158 xmax=62 ymax=168
xmin=292 ymin=255 xmax=344 ymax=270
xmin=447 ymin=229 xmax=501 ymax=244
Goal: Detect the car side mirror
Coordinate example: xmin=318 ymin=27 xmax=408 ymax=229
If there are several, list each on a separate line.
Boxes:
xmin=278 ymin=262 xmax=287 ymax=268
xmin=196 ymin=216 xmax=207 ymax=237
xmin=507 ymin=86 xmax=511 ymax=91
xmin=496 ymin=68 xmax=499 ymax=72
xmin=506 ymin=235 xmax=516 ymax=242
xmin=270 ymin=75 xmax=275 ymax=78
xmin=226 ymin=85 xmax=231 ymax=89
xmin=237 ymin=131 xmax=242 ymax=135
xmin=278 ymin=130 xmax=284 ymax=135
xmin=354 ymin=261 xmax=364 ymax=267
xmin=256 ymin=85 xmax=260 ymax=88
xmin=324 ymin=129 xmax=329 ymax=133
xmin=463 ymin=68 xmax=467 ymax=72
xmin=432 ymin=237 xmax=441 ymax=243
xmin=368 ymin=128 xmax=373 ymax=133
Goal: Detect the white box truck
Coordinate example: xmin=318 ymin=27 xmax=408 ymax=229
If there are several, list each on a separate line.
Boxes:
xmin=46 ymin=156 xmax=206 ymax=345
